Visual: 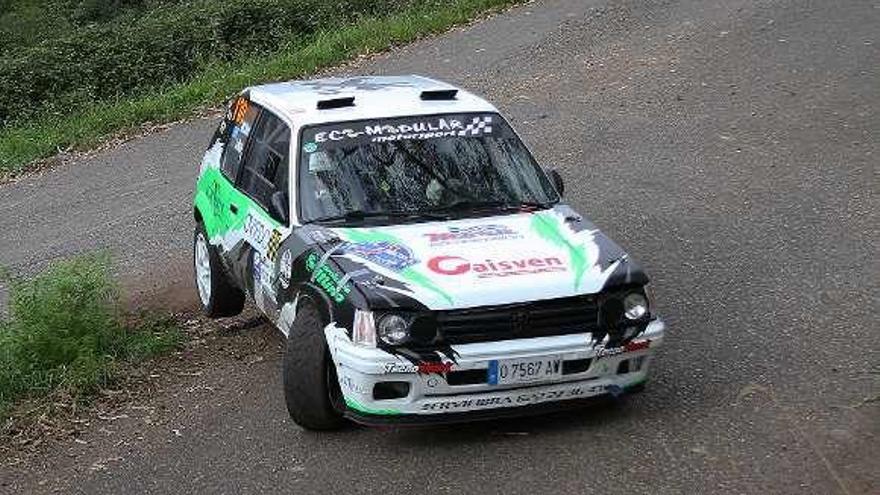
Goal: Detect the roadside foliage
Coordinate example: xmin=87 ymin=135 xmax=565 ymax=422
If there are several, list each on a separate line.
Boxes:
xmin=0 ymin=0 xmax=522 ymax=174
xmin=0 ymin=254 xmax=180 ymax=418
xmin=0 ymin=0 xmax=422 ymax=126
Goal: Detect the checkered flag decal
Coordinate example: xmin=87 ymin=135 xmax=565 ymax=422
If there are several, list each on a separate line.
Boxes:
xmin=458 ymin=116 xmax=493 ymax=136
xmin=266 ymin=230 xmax=282 ymax=261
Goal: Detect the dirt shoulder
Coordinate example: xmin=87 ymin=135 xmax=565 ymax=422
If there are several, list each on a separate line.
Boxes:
xmin=1 ymin=306 xmax=281 ymax=492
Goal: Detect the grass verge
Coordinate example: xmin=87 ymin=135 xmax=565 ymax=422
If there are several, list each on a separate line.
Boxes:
xmin=0 ymin=254 xmax=182 ymax=420
xmin=0 ymin=0 xmax=523 ymax=177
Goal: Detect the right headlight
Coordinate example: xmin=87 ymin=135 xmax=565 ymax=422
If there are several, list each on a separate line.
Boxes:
xmin=377 ymin=314 xmax=411 ymax=345
xmin=623 ymin=292 xmax=649 ymax=320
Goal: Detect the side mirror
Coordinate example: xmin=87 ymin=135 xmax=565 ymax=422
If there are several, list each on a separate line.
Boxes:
xmin=546 ymin=168 xmax=565 ymax=198
xmin=269 ymin=191 xmax=289 ymax=225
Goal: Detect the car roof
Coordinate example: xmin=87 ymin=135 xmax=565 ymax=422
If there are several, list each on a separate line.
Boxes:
xmin=247 ymin=75 xmax=498 ymax=127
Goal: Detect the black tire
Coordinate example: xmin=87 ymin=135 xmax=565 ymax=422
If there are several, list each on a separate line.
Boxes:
xmin=283 ymin=300 xmax=346 ymax=430
xmin=627 ymin=382 xmax=647 ymax=394
xmin=193 ymin=223 xmax=245 ymax=318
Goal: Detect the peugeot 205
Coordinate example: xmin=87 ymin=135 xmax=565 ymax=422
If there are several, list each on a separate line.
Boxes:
xmin=192 ymin=75 xmax=665 ymax=429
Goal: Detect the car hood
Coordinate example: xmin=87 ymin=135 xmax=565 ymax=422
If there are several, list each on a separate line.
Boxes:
xmin=325 ymin=205 xmax=647 ymax=310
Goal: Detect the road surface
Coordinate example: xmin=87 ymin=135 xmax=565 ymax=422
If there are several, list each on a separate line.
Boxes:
xmin=1 ymin=0 xmax=877 ymax=493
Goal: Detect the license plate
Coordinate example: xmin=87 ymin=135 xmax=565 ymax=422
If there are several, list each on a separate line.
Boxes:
xmin=488 ymin=356 xmax=563 ymax=386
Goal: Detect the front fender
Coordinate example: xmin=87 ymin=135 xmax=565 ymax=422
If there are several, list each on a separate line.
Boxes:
xmin=295 ymin=282 xmax=340 ymax=327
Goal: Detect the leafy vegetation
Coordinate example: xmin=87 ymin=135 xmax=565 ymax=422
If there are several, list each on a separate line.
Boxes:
xmin=0 ymin=0 xmax=421 ymax=126
xmin=0 ymin=254 xmax=181 ymax=418
xmin=0 ymin=0 xmax=521 ymax=175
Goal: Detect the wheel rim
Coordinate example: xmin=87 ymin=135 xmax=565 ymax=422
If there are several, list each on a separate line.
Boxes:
xmin=195 ymin=233 xmax=212 ymax=307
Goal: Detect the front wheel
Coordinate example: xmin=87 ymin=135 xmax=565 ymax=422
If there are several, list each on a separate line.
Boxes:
xmin=193 ymin=223 xmax=245 ymax=317
xmin=283 ymin=300 xmax=346 ymax=430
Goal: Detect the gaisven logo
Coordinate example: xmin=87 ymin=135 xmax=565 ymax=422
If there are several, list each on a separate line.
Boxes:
xmin=427 ymin=255 xmax=566 ymax=278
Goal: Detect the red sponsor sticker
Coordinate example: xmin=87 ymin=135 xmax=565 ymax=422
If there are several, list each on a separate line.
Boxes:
xmin=417 ymin=361 xmax=454 ymax=374
xmin=427 ymin=255 xmax=566 ymax=278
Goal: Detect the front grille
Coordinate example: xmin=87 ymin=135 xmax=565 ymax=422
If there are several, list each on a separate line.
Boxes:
xmin=437 ymin=294 xmax=600 ymax=345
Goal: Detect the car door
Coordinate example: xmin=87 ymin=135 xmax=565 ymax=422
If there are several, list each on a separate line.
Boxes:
xmin=196 ymin=94 xmax=260 ymax=266
xmin=232 ymin=107 xmax=292 ymax=318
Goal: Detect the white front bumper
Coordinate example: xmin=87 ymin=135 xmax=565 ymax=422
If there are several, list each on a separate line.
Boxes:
xmin=325 ymin=319 xmax=665 ymax=419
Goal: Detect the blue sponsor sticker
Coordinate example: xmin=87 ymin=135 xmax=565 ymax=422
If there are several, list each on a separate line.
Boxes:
xmin=340 ymin=241 xmax=417 ymax=272
xmin=487 ymin=360 xmax=499 ymax=386
xmin=303 ymin=141 xmax=318 ymax=153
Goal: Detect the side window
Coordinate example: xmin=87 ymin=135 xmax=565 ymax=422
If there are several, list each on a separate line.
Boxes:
xmin=238 ymin=109 xmax=291 ymax=220
xmin=220 ymin=96 xmax=260 ymax=181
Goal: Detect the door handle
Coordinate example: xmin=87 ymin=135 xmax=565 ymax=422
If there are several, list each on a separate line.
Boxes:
xmin=229 ymin=203 xmax=239 ymax=214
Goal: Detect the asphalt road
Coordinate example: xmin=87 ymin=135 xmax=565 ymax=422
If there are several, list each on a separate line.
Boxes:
xmin=1 ymin=0 xmax=878 ymax=493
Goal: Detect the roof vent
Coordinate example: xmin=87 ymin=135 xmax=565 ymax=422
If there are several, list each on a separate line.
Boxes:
xmin=420 ymin=89 xmax=458 ymax=101
xmin=317 ymin=96 xmax=355 ymax=110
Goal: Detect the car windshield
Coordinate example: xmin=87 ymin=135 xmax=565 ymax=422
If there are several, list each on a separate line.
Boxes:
xmin=298 ymin=113 xmax=559 ymax=223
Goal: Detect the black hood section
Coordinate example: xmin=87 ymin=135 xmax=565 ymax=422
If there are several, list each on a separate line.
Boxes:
xmin=556 ymin=203 xmax=649 ymax=290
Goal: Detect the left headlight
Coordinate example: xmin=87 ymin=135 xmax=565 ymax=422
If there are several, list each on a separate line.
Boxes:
xmin=623 ymin=292 xmax=649 ymax=320
xmin=377 ymin=314 xmax=411 ymax=345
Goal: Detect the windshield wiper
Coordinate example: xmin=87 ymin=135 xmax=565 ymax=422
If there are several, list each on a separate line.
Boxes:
xmin=311 ymin=209 xmax=448 ymax=224
xmin=429 ymin=199 xmax=508 ymax=213
xmin=505 ymin=200 xmax=554 ymax=211
xmin=429 ymin=199 xmax=554 ymax=215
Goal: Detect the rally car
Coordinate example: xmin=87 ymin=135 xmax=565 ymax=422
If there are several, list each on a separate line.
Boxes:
xmin=192 ymin=75 xmax=665 ymax=429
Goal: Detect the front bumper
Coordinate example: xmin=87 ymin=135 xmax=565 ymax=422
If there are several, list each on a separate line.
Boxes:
xmin=325 ymin=319 xmax=665 ymax=425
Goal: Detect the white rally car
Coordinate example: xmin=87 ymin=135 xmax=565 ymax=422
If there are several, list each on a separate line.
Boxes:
xmin=193 ymin=75 xmax=665 ymax=429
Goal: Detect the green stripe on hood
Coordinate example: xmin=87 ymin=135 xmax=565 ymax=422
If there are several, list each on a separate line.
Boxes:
xmin=339 ymin=227 xmax=454 ymax=305
xmin=530 ymin=211 xmax=587 ymax=290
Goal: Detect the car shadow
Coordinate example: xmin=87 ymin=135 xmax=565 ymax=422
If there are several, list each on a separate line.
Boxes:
xmin=367 ymin=394 xmax=646 ymax=446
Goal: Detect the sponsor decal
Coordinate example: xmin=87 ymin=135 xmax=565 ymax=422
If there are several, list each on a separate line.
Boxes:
xmin=424 ymin=224 xmax=520 ymax=246
xmin=251 ymin=252 xmax=276 ymax=315
xmin=382 ymin=361 xmax=454 ymax=375
xmin=339 ymin=374 xmax=370 ymax=395
xmin=231 ymin=97 xmax=249 ymax=124
xmin=308 ymin=114 xmax=496 ymax=148
xmin=244 ymin=213 xmax=272 ymax=250
xmin=594 ymin=339 xmax=651 ymax=360
xmin=420 ymin=384 xmax=606 ymax=411
xmin=303 ymin=141 xmax=318 ymax=153
xmin=252 ymin=253 xmax=273 ymax=288
xmin=243 ymin=213 xmax=282 ymax=260
xmin=312 ymin=116 xmax=485 ymax=142
xmin=340 ymin=228 xmax=453 ymax=305
xmin=417 ymin=361 xmax=454 ymax=374
xmin=427 ymin=255 xmax=566 ymax=278
xmin=279 ymin=250 xmax=292 ymax=289
xmin=207 ymin=179 xmax=224 ymax=220
xmin=305 ymin=252 xmax=352 ymax=303
xmin=383 ymin=362 xmax=416 ymax=374
xmin=340 ymin=241 xmax=418 ymax=272
xmin=266 ymin=229 xmax=282 ymax=261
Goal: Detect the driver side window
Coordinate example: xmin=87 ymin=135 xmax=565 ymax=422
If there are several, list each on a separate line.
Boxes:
xmin=220 ymin=96 xmax=260 ymax=182
xmin=238 ymin=108 xmax=291 ymax=223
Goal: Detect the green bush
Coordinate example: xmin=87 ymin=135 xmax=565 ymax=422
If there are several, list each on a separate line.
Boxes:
xmin=0 ymin=0 xmax=428 ymax=126
xmin=63 ymin=0 xmax=147 ymax=25
xmin=0 ymin=254 xmax=180 ymax=415
xmin=0 ymin=0 xmax=521 ymax=173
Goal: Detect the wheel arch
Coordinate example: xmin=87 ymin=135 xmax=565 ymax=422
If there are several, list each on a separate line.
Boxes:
xmin=194 ymin=205 xmax=204 ymax=224
xmin=294 ymin=283 xmax=337 ymax=327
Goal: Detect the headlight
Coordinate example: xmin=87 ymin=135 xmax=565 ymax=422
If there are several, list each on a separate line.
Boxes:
xmin=377 ymin=314 xmax=410 ymax=345
xmin=623 ymin=292 xmax=649 ymax=320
